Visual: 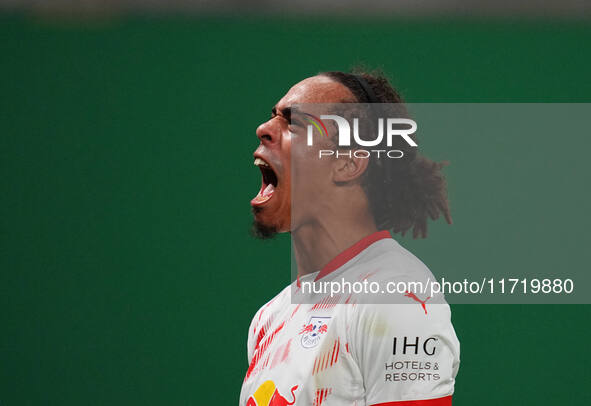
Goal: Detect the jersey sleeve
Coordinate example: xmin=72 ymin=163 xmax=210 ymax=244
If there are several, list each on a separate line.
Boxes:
xmin=246 ymin=304 xmax=267 ymax=365
xmin=246 ymin=311 xmax=257 ymax=365
xmin=348 ymin=301 xmax=460 ymax=405
xmin=245 ymin=289 xmax=286 ymax=365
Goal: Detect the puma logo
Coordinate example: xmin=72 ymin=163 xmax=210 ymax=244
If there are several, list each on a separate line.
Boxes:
xmin=404 ymin=291 xmax=431 ymax=315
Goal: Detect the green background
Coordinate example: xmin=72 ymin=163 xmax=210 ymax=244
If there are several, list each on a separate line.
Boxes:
xmin=1 ymin=14 xmax=590 ymax=405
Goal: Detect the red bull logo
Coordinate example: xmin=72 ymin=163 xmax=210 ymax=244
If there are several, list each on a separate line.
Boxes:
xmin=247 ymin=380 xmax=298 ymax=406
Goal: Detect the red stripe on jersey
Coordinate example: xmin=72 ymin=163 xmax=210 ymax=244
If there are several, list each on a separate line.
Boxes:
xmin=290 ymin=304 xmax=301 ymax=318
xmin=254 ymin=325 xmax=266 ymax=351
xmin=281 ymin=339 xmax=291 ymax=361
xmin=313 ymin=339 xmax=341 ymax=375
xmin=314 ymin=230 xmax=391 ymax=281
xmin=256 ymin=296 xmax=277 ymax=326
xmin=359 ymin=270 xmax=378 ymax=281
xmin=311 ymin=295 xmax=341 ymax=311
xmin=313 ymin=388 xmax=332 ymax=406
xmin=270 ymin=338 xmax=292 ymax=369
xmin=246 ymin=321 xmax=285 ymax=379
xmin=370 ymin=396 xmax=452 ymax=406
xmin=330 ymin=340 xmax=337 ymax=365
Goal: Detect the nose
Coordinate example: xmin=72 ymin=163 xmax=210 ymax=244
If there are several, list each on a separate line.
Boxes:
xmin=256 ymin=118 xmax=281 ymax=145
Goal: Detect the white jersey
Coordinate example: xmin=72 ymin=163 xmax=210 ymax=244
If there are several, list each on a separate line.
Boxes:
xmin=240 ymin=231 xmax=460 ymax=406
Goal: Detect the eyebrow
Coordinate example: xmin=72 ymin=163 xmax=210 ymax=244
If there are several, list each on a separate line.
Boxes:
xmin=271 ymin=106 xmax=291 ymax=122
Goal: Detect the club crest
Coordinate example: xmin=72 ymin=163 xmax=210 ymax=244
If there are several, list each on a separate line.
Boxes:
xmin=299 ymin=317 xmax=331 ymax=348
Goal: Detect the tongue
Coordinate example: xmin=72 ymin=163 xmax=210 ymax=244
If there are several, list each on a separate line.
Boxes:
xmin=262 ymin=183 xmax=275 ymax=197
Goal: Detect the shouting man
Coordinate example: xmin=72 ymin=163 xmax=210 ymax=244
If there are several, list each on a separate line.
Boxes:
xmin=241 ymin=71 xmax=460 ymax=406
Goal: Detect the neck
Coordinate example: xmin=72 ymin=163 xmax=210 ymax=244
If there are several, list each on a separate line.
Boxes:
xmin=292 ymin=203 xmax=378 ymax=277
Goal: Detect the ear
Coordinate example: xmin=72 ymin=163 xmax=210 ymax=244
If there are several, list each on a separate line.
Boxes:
xmin=332 ymin=151 xmax=370 ymax=183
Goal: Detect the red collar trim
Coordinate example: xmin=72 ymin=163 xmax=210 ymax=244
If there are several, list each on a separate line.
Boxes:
xmin=313 ymin=230 xmax=391 ymax=282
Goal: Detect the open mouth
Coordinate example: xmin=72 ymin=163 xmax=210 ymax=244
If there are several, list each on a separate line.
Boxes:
xmin=251 ymin=157 xmax=279 ymax=206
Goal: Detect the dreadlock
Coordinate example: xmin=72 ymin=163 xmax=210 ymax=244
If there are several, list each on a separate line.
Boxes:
xmin=321 ymin=70 xmax=452 ymax=238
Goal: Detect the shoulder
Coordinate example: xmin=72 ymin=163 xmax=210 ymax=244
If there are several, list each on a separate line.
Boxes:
xmin=248 ymin=284 xmax=291 ymax=340
xmin=363 ymin=238 xmax=435 ymax=283
xmin=246 ymin=284 xmax=292 ymax=362
xmin=339 ymin=238 xmax=446 ymax=307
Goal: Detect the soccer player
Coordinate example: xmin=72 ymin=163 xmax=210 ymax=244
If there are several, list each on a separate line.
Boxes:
xmin=241 ymin=71 xmax=460 ymax=406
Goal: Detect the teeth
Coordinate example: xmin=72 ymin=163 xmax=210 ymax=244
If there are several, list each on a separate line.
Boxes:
xmin=254 ymin=157 xmax=270 ymax=168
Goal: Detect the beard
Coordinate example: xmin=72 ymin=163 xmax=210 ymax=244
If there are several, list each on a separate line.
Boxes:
xmin=250 ymin=207 xmax=279 ymax=239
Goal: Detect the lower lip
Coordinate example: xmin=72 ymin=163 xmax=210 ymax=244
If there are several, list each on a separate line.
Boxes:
xmin=251 ymin=183 xmax=275 ymax=207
